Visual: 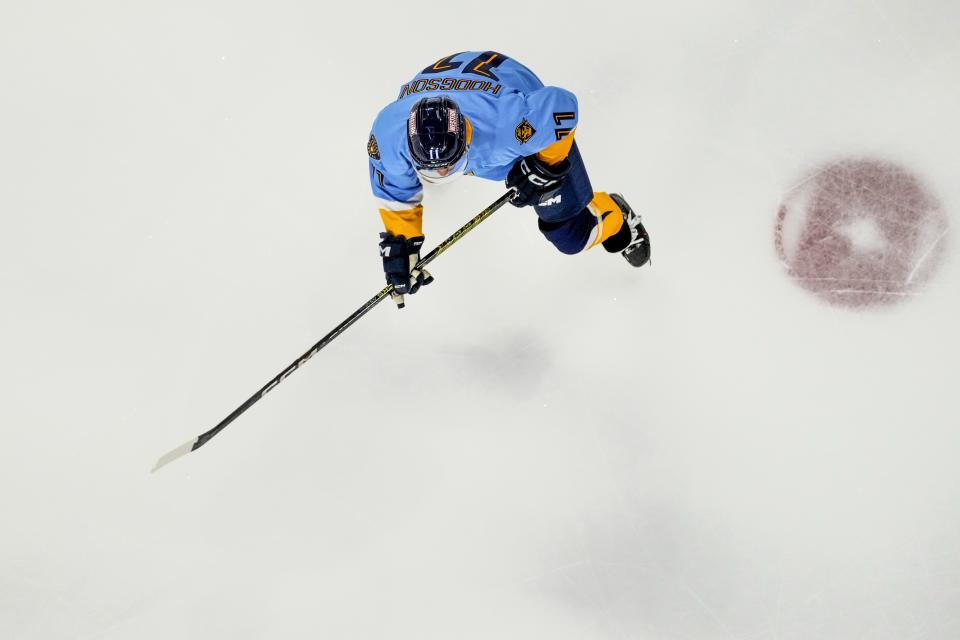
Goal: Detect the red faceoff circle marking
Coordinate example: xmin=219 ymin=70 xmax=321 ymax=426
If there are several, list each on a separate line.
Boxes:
xmin=775 ymin=158 xmax=948 ymax=308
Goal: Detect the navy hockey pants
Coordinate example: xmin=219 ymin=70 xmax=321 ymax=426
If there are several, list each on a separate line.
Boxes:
xmin=533 ymin=142 xmax=596 ymax=255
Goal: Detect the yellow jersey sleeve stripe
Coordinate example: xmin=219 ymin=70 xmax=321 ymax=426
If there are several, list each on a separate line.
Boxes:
xmin=379 ymin=205 xmax=424 ymax=238
xmin=536 ymin=127 xmax=576 ymax=166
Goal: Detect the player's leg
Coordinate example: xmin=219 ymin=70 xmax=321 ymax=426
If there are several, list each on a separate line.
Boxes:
xmin=533 ymin=143 xmax=650 ymax=266
xmin=533 ymin=141 xmax=596 ymax=254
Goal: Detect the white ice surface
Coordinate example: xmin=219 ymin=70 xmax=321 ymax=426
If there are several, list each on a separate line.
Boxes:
xmin=1 ymin=1 xmax=959 ymax=639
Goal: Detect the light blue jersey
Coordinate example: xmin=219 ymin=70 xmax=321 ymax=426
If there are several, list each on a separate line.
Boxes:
xmin=367 ymin=51 xmax=579 ymax=214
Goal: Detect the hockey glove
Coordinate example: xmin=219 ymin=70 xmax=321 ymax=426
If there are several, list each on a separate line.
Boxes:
xmin=379 ymin=232 xmax=433 ymax=309
xmin=505 ymin=154 xmax=570 ymax=208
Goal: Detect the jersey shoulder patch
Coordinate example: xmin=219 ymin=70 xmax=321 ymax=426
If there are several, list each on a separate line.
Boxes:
xmin=514 ymin=118 xmax=536 ymax=144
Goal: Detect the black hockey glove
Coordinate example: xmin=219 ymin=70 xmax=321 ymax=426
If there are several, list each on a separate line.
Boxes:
xmin=505 ymin=154 xmax=570 ymax=208
xmin=379 ymin=232 xmax=433 ymax=309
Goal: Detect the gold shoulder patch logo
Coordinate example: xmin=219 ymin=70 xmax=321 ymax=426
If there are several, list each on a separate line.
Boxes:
xmin=515 ymin=119 xmax=536 ymax=144
xmin=367 ymin=134 xmax=380 ymax=160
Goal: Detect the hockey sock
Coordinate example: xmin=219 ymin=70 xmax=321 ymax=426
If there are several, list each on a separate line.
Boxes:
xmin=586 ymin=192 xmax=628 ymax=251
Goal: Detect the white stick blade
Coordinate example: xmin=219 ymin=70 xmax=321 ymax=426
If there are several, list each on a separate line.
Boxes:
xmin=151 ymin=438 xmax=199 ymax=473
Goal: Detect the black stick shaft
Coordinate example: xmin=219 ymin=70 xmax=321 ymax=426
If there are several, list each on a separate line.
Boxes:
xmin=155 ymin=191 xmax=513 ymax=469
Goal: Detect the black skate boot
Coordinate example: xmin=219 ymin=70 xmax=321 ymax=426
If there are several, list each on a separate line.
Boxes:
xmin=606 ymin=193 xmax=650 ymax=267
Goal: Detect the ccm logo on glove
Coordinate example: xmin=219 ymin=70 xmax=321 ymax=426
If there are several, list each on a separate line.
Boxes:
xmin=378 ymin=233 xmax=434 ymax=308
xmin=505 ymin=154 xmax=571 ymax=208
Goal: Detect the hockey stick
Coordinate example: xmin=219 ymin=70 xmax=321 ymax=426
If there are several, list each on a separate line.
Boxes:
xmin=152 ymin=190 xmax=515 ymax=472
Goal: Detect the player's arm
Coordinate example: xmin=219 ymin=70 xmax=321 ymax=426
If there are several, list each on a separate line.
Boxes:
xmin=367 ymin=129 xmax=432 ymax=307
xmin=535 ymin=124 xmax=576 ymax=166
xmin=529 ymin=86 xmax=579 ymax=164
xmin=368 ymin=133 xmax=424 ymax=236
xmin=371 ymin=168 xmax=424 ymax=238
xmin=505 ymin=86 xmax=579 ymax=207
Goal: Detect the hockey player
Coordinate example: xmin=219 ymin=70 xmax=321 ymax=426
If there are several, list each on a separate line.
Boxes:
xmin=367 ymin=51 xmax=650 ymax=307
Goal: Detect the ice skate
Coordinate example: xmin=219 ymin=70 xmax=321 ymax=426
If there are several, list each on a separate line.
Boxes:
xmin=609 ymin=193 xmax=650 ymax=268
